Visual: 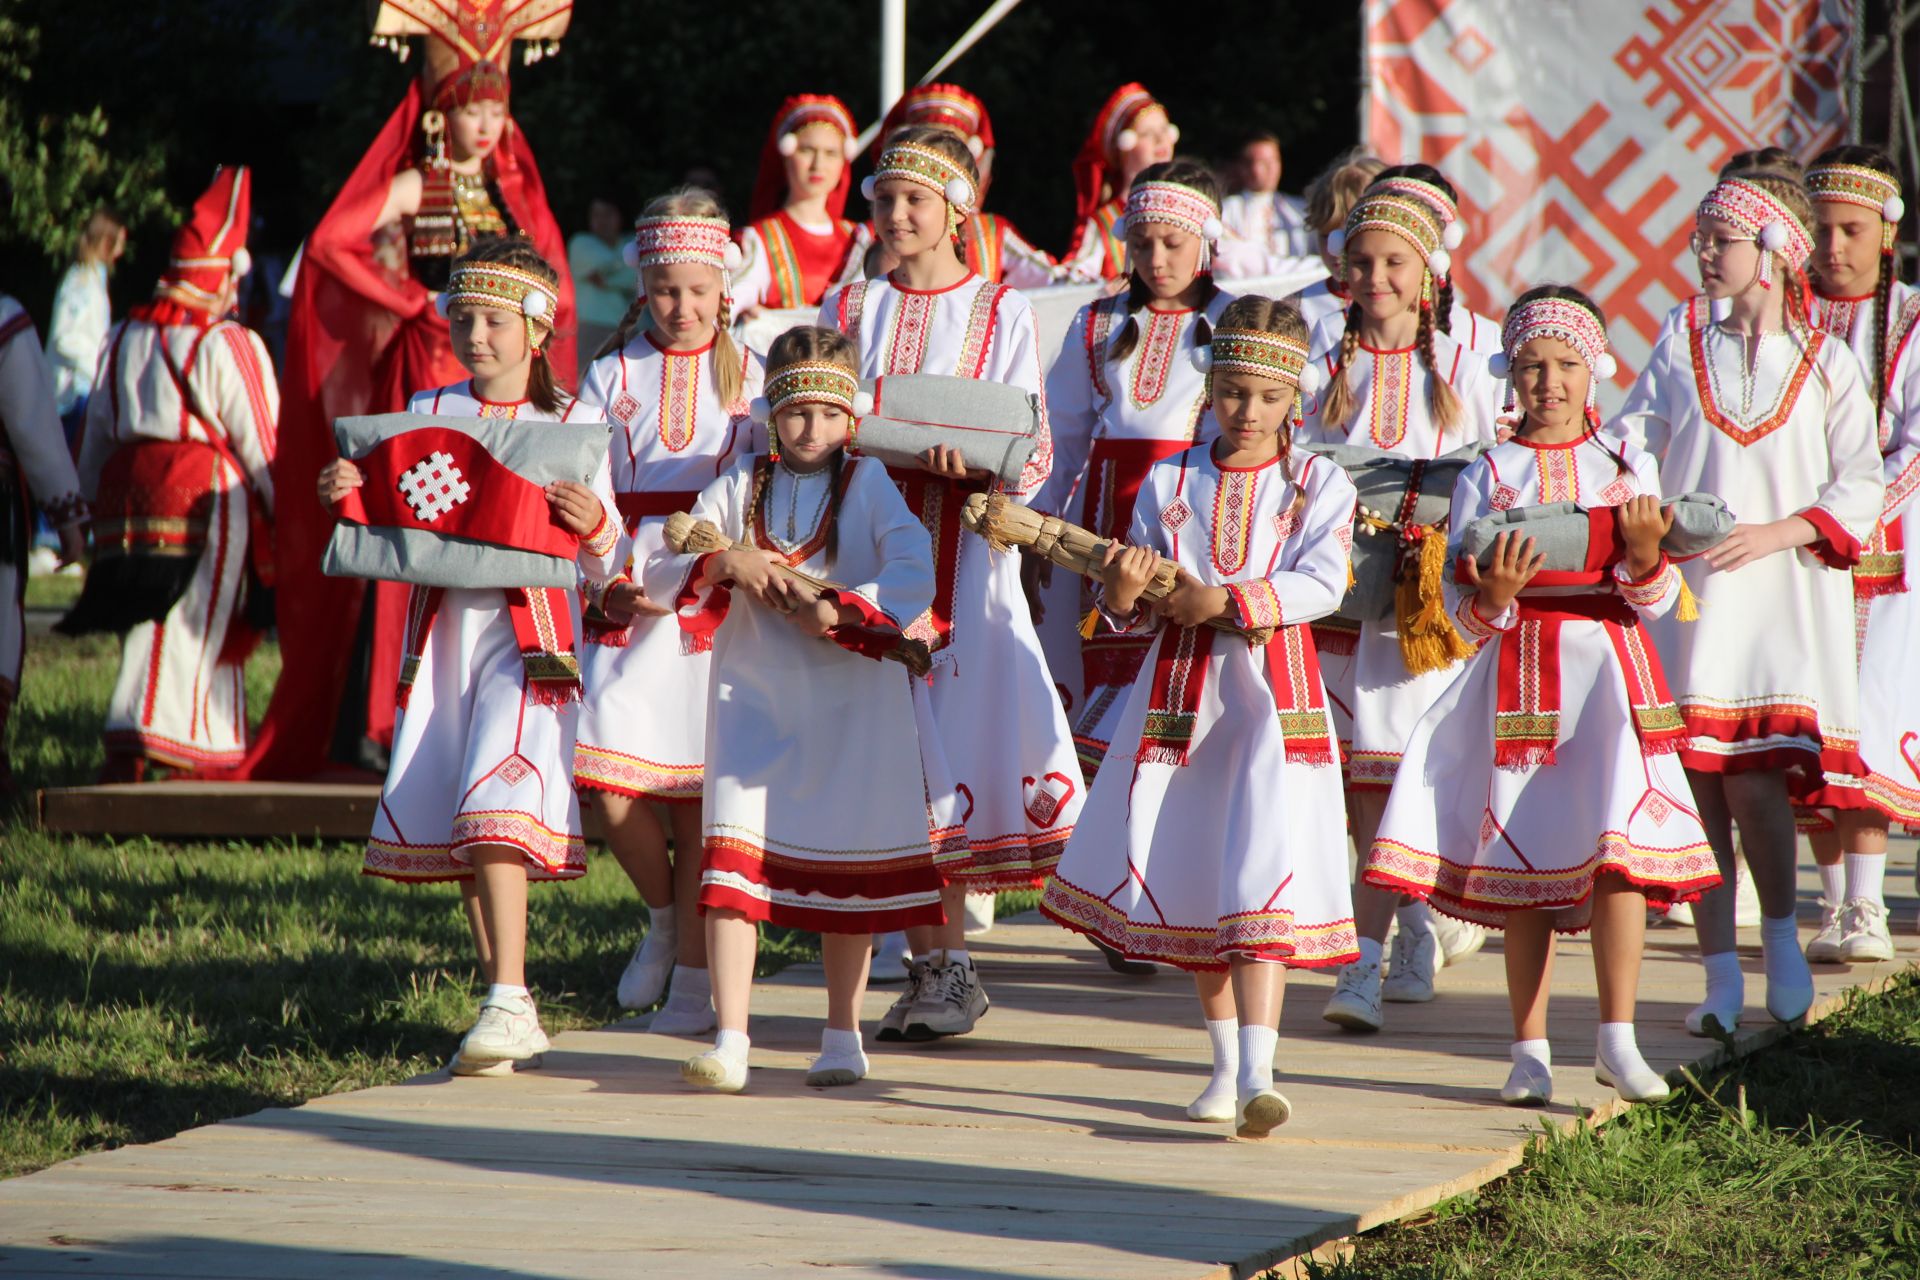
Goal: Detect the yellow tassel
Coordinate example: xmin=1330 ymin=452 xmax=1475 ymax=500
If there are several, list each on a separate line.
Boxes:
xmin=1673 ymin=571 xmax=1700 ymax=623
xmin=1396 ymin=529 xmax=1474 ymax=676
xmin=1079 ymin=608 xmax=1100 ymax=639
xmin=1346 ymin=556 xmax=1356 ymax=595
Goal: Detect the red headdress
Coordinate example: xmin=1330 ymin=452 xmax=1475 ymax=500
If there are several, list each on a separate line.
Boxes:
xmin=226 ymin=1 xmax=574 ymax=780
xmin=140 ymin=165 xmax=251 ymax=326
xmin=880 ymin=83 xmax=994 ymax=160
xmin=746 ymin=94 xmax=858 ymax=224
xmin=1070 ymin=83 xmax=1166 ymax=231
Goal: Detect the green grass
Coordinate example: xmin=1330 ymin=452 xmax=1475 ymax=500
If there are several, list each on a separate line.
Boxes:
xmin=21 ymin=569 xmax=83 ymax=611
xmin=1297 ymin=972 xmax=1920 ymax=1279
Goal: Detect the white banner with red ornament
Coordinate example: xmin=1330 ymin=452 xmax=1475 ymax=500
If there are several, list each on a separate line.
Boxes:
xmin=1362 ymin=0 xmax=1851 ymax=401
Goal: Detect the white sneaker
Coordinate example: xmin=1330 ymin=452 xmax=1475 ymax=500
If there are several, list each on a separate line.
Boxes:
xmin=1805 ymin=899 xmax=1846 ymax=963
xmin=1500 ymin=1059 xmax=1553 ymax=1106
xmin=648 ymin=993 xmax=717 ymax=1036
xmin=805 ymin=1047 xmax=870 ymax=1088
xmin=1661 ymin=899 xmax=1695 ymax=928
xmin=1595 ymin=1054 xmax=1670 ymax=1103
xmin=1322 ymin=960 xmax=1384 ymax=1032
xmin=869 ymin=932 xmax=911 ymax=983
xmin=617 ymin=921 xmax=677 ymax=1010
xmin=905 ymin=957 xmax=988 ymax=1039
xmin=1837 ymin=898 xmax=1895 ymax=963
xmin=1234 ymin=1087 xmax=1292 ymax=1139
xmin=1382 ymin=921 xmax=1438 ymax=1003
xmin=1186 ymin=1079 xmax=1236 ymax=1123
xmin=458 ymin=995 xmax=550 ymax=1065
xmin=876 ymin=959 xmax=928 ymax=1042
xmin=1430 ymin=914 xmax=1486 ymax=965
xmin=681 ymin=1048 xmax=748 ymax=1094
xmin=448 ymin=1046 xmax=520 ymax=1077
xmin=962 ymin=893 xmax=996 ymax=937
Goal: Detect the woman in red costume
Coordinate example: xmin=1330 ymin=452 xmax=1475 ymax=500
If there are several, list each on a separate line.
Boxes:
xmin=1060 ymin=83 xmax=1179 ymax=284
xmin=234 ymin=0 xmax=576 ymax=777
xmin=733 ymin=95 xmax=870 ymax=314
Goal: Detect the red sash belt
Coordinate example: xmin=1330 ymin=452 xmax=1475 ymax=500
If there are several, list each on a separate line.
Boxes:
xmin=889 ymin=467 xmax=982 ymax=657
xmin=91 ymin=440 xmax=222 ymax=558
xmin=1080 ymin=437 xmax=1195 ymax=692
xmin=1493 ymin=594 xmax=1686 ymax=769
xmin=334 ymin=427 xmax=580 ymax=560
xmin=615 ymin=489 xmax=701 ymax=531
xmin=1137 ymin=618 xmax=1332 ymax=768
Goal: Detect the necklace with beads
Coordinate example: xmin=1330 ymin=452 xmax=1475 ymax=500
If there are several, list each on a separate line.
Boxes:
xmin=778 ymin=460 xmax=832 ymax=544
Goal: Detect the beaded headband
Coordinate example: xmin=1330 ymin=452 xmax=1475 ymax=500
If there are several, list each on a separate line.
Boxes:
xmin=1333 ymin=193 xmax=1450 ymax=279
xmin=1490 ymin=297 xmax=1616 ymax=409
xmin=750 ymin=361 xmax=873 ymax=423
xmin=1190 ymin=325 xmax=1314 ymax=424
xmin=1807 ymin=164 xmax=1905 ymax=253
xmin=437 ymin=260 xmax=558 ymax=350
xmin=775 ymin=100 xmax=855 ymax=157
xmin=1116 ymin=180 xmax=1223 ymax=241
xmin=1696 ymin=177 xmax=1812 ymax=290
xmin=624 ymin=213 xmax=743 ymax=273
xmin=861 ymin=141 xmax=978 ymax=213
xmin=1368 ymin=176 xmax=1466 ymax=250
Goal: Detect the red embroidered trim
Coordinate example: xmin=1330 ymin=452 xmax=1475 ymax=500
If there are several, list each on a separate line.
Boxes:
xmin=1690 ymin=326 xmax=1822 ymax=447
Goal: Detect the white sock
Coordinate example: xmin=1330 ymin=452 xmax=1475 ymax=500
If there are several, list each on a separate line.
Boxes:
xmin=1843 ymin=853 xmax=1885 ymax=908
xmin=487 ymin=983 xmax=530 ymax=1003
xmin=666 ymin=965 xmax=712 ymax=1004
xmin=1189 ymin=1017 xmax=1239 ymax=1118
xmin=1396 ymin=901 xmax=1430 ymax=931
xmin=1691 ymin=949 xmax=1744 ymax=1029
xmin=1235 ymin=1024 xmax=1278 ymax=1095
xmin=712 ymin=1028 xmax=749 ymax=1063
xmin=1356 ymin=936 xmax=1385 ymax=968
xmin=1595 ymin=1022 xmax=1639 ymax=1067
xmin=1759 ymin=912 xmax=1799 ymax=955
xmin=1510 ymin=1037 xmax=1551 ymax=1072
xmin=1761 ymin=913 xmax=1814 ymax=1017
xmin=943 ymin=948 xmax=973 ymax=969
xmin=1817 ymin=862 xmax=1844 ymax=905
xmin=817 ymin=1027 xmax=866 ymax=1063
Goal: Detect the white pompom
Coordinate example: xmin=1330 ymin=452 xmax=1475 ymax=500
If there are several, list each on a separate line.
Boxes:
xmin=522 ymin=291 xmax=550 ymax=320
xmin=1115 ymin=127 xmax=1138 ymax=153
xmin=1428 ymin=248 xmax=1451 ymax=279
xmin=1201 ymin=216 xmax=1223 ymax=241
xmin=777 ymin=132 xmax=799 ymax=157
xmin=434 ymin=293 xmax=451 ymax=318
xmin=1487 ymin=351 xmax=1509 ymax=379
xmin=860 ymin=174 xmax=879 ymax=201
xmin=1326 ymin=228 xmax=1346 ymax=257
xmin=966 ymin=135 xmax=984 ymax=158
xmin=1594 ymin=352 xmax=1618 ymax=380
xmin=1189 ymin=344 xmax=1212 ymax=373
xmin=230 ymin=247 xmax=251 ymax=279
xmin=749 ymin=396 xmax=771 ymax=424
xmin=622 ymin=240 xmax=640 ymax=267
xmin=1886 ymin=194 xmax=1906 ymax=223
xmin=1167 ymin=123 xmax=1181 ymax=144
xmin=721 ymin=240 xmax=743 ymax=272
xmin=1758 ymin=221 xmax=1789 ymax=253
xmin=1296 ymin=359 xmax=1327 ymax=398
xmin=852 ymin=390 xmax=874 ymax=417
xmin=944 ymin=177 xmax=972 ymax=208
xmin=1442 ymin=219 xmax=1464 ymax=251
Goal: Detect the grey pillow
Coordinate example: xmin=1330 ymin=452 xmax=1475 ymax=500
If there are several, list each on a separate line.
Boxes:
xmin=1460 ymin=492 xmax=1735 ymax=571
xmin=323 ymin=412 xmax=612 ymax=590
xmin=1297 ymin=440 xmax=1494 ymax=621
xmin=855 ymin=374 xmax=1040 ymax=487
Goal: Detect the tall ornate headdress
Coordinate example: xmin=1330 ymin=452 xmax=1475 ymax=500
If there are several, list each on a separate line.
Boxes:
xmin=371 ymin=0 xmax=570 ymax=168
xmin=154 ymin=165 xmax=252 ymax=314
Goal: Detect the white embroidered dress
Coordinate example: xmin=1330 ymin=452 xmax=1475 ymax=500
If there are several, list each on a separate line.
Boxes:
xmin=1365 ymin=434 xmax=1720 ymax=930
xmin=573 ymin=332 xmax=764 ymax=803
xmin=363 ymin=385 xmax=623 ymax=882
xmin=1041 ymin=445 xmax=1359 ymax=969
xmin=1037 ymin=289 xmax=1233 ymax=774
xmin=821 ymin=272 xmax=1085 ymax=887
xmin=1611 ymin=323 xmax=1885 ymax=807
xmin=643 ymin=452 xmax=962 ymax=931
xmin=1297 ymin=330 xmax=1502 ymax=788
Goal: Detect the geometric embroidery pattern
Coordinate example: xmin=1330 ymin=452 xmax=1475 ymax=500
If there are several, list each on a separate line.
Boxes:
xmin=398 ymin=451 xmax=470 ymax=522
xmin=496 ymin=755 xmax=533 ymax=787
xmin=1599 ymin=476 xmax=1637 ymax=506
xmin=1160 ymin=496 xmax=1193 ymax=530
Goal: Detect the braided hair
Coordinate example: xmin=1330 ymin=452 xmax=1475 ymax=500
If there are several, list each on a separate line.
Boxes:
xmin=450 ymin=236 xmax=571 ymax=416
xmin=1374 ymin=163 xmax=1462 ymax=336
xmin=753 ymin=326 xmax=860 ymax=562
xmin=1809 ymin=144 xmax=1904 ymax=425
xmin=1107 ymin=159 xmax=1221 ymax=362
xmin=1323 ymin=198 xmax=1462 ymax=435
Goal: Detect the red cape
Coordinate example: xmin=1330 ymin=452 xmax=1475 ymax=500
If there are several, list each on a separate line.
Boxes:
xmin=222 ymin=81 xmax=577 ymax=779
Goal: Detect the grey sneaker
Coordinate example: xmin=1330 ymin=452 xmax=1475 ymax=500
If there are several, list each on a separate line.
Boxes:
xmin=1321 ymin=960 xmax=1384 ymax=1032
xmin=1805 ymin=898 xmax=1846 ymax=963
xmin=1837 ymin=897 xmax=1895 ymax=963
xmin=904 ymin=957 xmax=988 ymax=1040
xmin=1382 ymin=921 xmax=1438 ymax=1003
xmin=875 ymin=958 xmax=928 ymax=1042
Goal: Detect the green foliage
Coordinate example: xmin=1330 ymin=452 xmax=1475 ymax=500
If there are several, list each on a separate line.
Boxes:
xmin=0 ymin=1 xmax=173 ymax=265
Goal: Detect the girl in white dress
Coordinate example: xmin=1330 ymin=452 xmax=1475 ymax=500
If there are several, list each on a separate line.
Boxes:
xmin=1044 ymin=297 xmax=1357 ymax=1138
xmin=1612 ymin=173 xmax=1883 ymax=1034
xmin=1368 ymin=287 xmax=1719 ymax=1106
xmin=574 ymin=190 xmax=766 ymax=1032
xmin=820 ymin=127 xmax=1082 ymax=1042
xmin=648 ymin=328 xmax=957 ymax=1094
xmin=1800 ymin=149 xmax=1919 ymax=964
xmin=1297 ymin=188 xmax=1502 ymax=1033
xmin=1039 ymin=160 xmax=1235 ymax=775
xmin=322 ymin=240 xmax=624 ymax=1075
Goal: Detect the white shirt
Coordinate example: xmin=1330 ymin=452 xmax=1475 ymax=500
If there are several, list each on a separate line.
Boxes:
xmin=48 ymin=261 xmax=111 ymax=414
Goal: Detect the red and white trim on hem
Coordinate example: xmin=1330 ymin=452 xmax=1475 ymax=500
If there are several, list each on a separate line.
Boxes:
xmin=1041 ymin=872 xmax=1359 ymax=972
xmin=573 ymin=742 xmax=702 ymax=803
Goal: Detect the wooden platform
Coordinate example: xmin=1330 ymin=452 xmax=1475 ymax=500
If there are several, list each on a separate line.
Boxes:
xmin=1 ymin=852 xmax=1915 ymax=1279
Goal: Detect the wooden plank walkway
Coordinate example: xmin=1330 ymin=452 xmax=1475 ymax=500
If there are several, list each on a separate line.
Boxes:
xmin=2 ymin=846 xmax=1915 ymax=1280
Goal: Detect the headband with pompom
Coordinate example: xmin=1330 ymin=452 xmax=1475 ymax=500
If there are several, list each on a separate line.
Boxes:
xmin=624 ymin=213 xmax=745 ymax=275
xmin=1116 ymin=180 xmax=1223 ymax=242
xmin=1697 ymin=176 xmax=1812 ymax=293
xmin=751 ymin=361 xmax=870 ymax=424
xmin=1491 ymin=295 xmax=1616 ymax=411
xmin=1191 ymin=324 xmax=1313 ymax=423
xmin=437 ymin=260 xmax=559 ymax=352
xmin=1369 ymin=176 xmax=1466 ymax=253
xmin=1808 ymin=163 xmax=1906 ymax=254
xmin=861 ymin=141 xmax=978 ymax=212
xmin=1339 ymin=193 xmax=1450 ymax=286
